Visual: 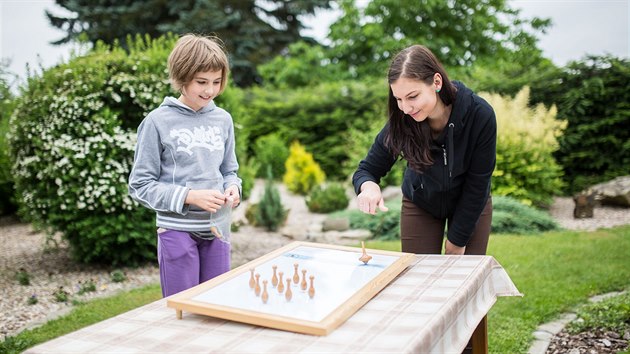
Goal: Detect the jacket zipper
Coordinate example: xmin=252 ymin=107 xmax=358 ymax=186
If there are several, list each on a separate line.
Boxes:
xmin=442 ymin=145 xmax=448 ymax=217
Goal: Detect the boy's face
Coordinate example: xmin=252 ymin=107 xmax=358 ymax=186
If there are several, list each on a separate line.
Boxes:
xmin=179 ymin=70 xmax=223 ymax=111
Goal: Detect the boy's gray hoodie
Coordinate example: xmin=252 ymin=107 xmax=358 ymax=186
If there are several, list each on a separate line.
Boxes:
xmin=128 ymin=97 xmax=241 ymax=233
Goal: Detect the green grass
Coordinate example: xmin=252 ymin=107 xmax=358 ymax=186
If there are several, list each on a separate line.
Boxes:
xmin=2 ymin=226 xmax=629 ymax=353
xmin=0 ymin=284 xmax=162 ymax=353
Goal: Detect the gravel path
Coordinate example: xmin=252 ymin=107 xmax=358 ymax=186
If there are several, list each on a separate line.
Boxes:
xmin=1 ymin=194 xmax=628 ymax=342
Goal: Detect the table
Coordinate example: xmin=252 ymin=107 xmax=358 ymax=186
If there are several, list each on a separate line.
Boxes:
xmin=25 ymin=254 xmax=521 ymax=354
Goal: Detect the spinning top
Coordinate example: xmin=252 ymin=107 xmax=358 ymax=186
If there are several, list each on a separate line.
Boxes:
xmin=359 ymin=241 xmax=372 ymax=264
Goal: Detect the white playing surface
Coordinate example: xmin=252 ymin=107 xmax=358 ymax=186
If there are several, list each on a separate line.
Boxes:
xmin=191 ymin=245 xmax=399 ymax=322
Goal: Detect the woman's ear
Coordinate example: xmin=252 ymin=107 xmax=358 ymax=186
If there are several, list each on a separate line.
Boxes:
xmin=433 ymin=73 xmax=442 ymax=91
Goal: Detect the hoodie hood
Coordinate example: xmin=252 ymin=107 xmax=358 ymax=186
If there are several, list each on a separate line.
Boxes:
xmin=159 ymin=96 xmax=217 ymax=116
xmin=448 ymin=81 xmax=475 ymax=134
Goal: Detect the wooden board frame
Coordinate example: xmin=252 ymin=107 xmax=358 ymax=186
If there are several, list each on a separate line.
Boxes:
xmin=167 ymin=241 xmax=415 ymax=336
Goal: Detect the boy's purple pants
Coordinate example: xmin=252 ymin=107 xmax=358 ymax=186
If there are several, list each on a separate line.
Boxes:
xmin=157 ymin=229 xmax=230 ymax=297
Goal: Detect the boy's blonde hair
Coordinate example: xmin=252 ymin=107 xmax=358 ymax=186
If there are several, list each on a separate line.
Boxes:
xmin=168 ymin=34 xmax=229 ymax=94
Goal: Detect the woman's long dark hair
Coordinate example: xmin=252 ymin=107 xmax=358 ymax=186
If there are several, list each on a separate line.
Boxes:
xmin=385 ymin=45 xmax=456 ymax=172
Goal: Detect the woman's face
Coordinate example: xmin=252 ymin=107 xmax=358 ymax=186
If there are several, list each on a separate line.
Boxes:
xmin=390 ymin=76 xmax=439 ymax=122
xmin=179 ymin=70 xmax=223 ymax=111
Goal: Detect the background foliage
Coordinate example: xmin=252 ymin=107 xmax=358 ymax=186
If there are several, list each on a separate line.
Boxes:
xmin=239 ymin=79 xmax=386 ymax=179
xmin=548 ymin=56 xmax=630 ymax=193
xmin=337 ymin=196 xmax=560 ymax=241
xmin=46 ymin=0 xmax=332 ymax=86
xmin=253 ymin=133 xmax=288 ymax=180
xmin=283 ymin=141 xmax=326 ymax=195
xmin=7 ymin=36 xmax=177 ymax=265
xmin=305 ymin=182 xmax=349 ymax=213
xmin=326 ymin=0 xmax=550 ymax=79
xmin=0 ymin=61 xmax=18 ymax=215
xmin=254 ymin=170 xmax=287 ymax=231
xmin=482 ymin=87 xmax=566 ymax=207
xmin=4 ymin=1 xmax=629 ymax=267
xmin=490 ymin=196 xmax=561 ymax=235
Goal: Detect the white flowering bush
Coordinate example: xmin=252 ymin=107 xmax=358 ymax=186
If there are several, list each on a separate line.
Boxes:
xmin=481 ymin=87 xmax=566 ymax=208
xmin=7 ymin=35 xmax=178 ymax=265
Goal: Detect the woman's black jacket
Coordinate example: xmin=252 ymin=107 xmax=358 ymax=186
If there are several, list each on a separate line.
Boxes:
xmin=352 ymin=81 xmax=497 ymax=247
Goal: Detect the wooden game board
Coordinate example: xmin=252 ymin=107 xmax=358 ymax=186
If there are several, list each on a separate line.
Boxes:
xmin=167 ymin=241 xmax=415 ymax=335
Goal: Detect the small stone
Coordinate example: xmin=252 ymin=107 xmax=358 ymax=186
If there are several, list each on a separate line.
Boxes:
xmin=322 ymin=218 xmax=350 ymax=232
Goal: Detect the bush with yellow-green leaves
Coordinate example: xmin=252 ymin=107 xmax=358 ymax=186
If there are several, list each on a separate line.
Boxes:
xmin=283 ymin=141 xmax=325 ymax=195
xmin=482 ymin=87 xmax=566 ymax=208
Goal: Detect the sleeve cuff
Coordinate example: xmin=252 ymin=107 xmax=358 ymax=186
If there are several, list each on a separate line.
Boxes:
xmin=174 ymin=186 xmax=190 ymax=215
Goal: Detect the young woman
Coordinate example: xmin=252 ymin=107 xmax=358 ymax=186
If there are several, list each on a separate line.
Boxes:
xmin=353 ymin=45 xmax=496 ymax=256
xmin=129 ymin=34 xmax=241 ymax=297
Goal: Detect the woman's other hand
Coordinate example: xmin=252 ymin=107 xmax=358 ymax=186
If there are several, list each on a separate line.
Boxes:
xmin=444 ymin=239 xmax=466 ymax=255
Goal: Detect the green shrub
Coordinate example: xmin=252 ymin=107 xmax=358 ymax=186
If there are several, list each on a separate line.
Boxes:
xmin=340 ymin=200 xmax=401 ymax=241
xmin=110 ymin=270 xmax=127 ymax=283
xmin=240 ymin=79 xmax=386 ymax=179
xmin=245 ymin=203 xmax=260 ymax=226
xmin=283 ymin=141 xmax=326 ymax=195
xmin=305 ymin=183 xmax=349 ymax=213
xmin=254 ymin=133 xmax=288 ymax=180
xmin=237 ymin=157 xmax=259 ymax=201
xmin=255 ymin=173 xmax=288 ymax=231
xmin=53 ymin=287 xmax=70 ymax=303
xmin=481 ymin=87 xmax=566 ymax=208
xmin=342 ymin=196 xmax=560 ymax=239
xmin=77 ymin=279 xmax=97 ymax=295
xmin=27 ymin=295 xmax=38 ymax=305
xmin=491 ymin=196 xmax=561 ymax=235
xmin=349 ymin=209 xmax=400 ymax=241
xmin=566 ymin=291 xmax=630 ymax=335
xmin=215 ymin=86 xmax=254 ymax=201
xmin=16 ymin=268 xmax=30 ymax=286
xmin=0 ymin=64 xmax=17 ymax=216
xmin=7 ymin=35 xmax=175 ymax=266
xmin=550 ymin=56 xmax=630 ymax=193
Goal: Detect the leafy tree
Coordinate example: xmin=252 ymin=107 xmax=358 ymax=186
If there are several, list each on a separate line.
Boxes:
xmin=327 ymin=0 xmax=551 ymax=79
xmin=46 ymin=0 xmax=332 ymax=86
xmin=463 ymin=48 xmax=561 ymax=100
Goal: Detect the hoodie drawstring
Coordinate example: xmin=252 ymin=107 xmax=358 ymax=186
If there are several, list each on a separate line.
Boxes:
xmin=447 ymin=123 xmax=454 ymax=178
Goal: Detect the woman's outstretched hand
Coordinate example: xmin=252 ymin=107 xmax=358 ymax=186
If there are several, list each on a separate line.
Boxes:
xmin=357 ymin=181 xmax=389 ymax=215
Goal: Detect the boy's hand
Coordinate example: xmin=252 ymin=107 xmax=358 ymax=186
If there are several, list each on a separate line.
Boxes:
xmin=224 ymin=185 xmax=240 ymax=207
xmin=185 ymin=189 xmax=225 ymax=213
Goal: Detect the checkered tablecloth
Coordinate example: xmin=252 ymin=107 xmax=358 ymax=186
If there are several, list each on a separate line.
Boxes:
xmin=25 ymin=255 xmax=521 ymax=354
